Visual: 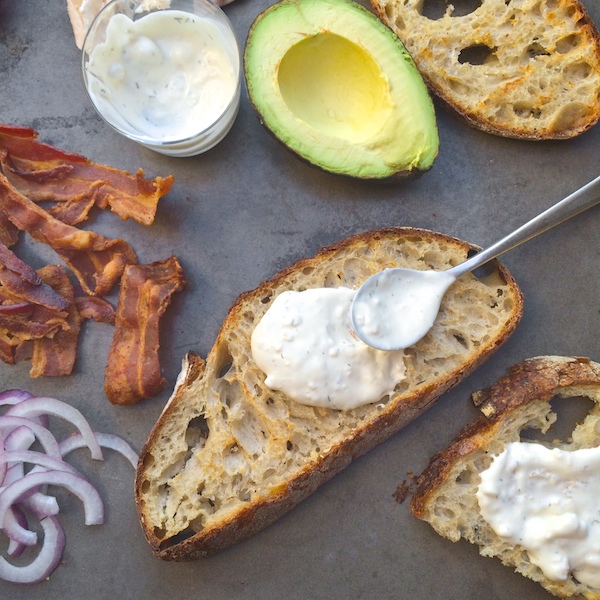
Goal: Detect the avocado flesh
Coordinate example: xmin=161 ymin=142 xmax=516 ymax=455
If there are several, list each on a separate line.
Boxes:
xmin=244 ymin=0 xmax=439 ymax=179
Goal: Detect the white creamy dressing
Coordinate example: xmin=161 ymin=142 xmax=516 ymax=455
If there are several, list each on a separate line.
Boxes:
xmin=351 ymin=268 xmax=456 ymax=351
xmin=85 ymin=9 xmax=238 ymax=142
xmin=477 ymin=441 xmax=600 ymax=588
xmin=250 ymin=287 xmax=406 ymax=410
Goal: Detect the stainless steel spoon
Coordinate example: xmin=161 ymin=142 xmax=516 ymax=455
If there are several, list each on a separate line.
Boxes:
xmin=351 ymin=174 xmax=600 ymax=351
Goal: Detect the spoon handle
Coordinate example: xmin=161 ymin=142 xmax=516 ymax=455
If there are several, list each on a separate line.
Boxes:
xmin=448 ymin=174 xmax=600 ymax=279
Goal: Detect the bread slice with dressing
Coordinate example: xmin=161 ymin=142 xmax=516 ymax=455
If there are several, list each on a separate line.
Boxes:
xmin=134 ymin=227 xmax=524 ymax=560
xmin=410 ymin=355 xmax=600 ymax=598
xmin=370 ymin=0 xmax=600 ymax=139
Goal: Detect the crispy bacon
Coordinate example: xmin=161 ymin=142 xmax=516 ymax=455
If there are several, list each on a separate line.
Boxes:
xmin=30 ymin=295 xmax=115 ymax=376
xmin=0 ymin=242 xmax=71 ymax=311
xmin=0 ymin=242 xmax=70 ymax=343
xmin=46 ymin=183 xmax=101 ymax=226
xmin=75 ymin=295 xmax=115 ymax=325
xmin=0 ymin=209 xmax=18 ymax=247
xmin=0 ymin=255 xmax=73 ymax=365
xmin=0 ymin=174 xmax=137 ymax=296
xmin=30 ymin=265 xmax=78 ymax=378
xmin=0 ymin=124 xmax=173 ymax=225
xmin=105 ymin=256 xmax=187 ymax=405
xmin=0 ymin=331 xmax=15 ymax=364
xmin=0 ymin=241 xmax=40 ymax=285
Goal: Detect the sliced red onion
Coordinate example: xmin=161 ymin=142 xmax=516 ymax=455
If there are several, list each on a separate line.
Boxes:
xmin=0 ymin=430 xmax=5 ymax=486
xmin=3 ymin=450 xmax=80 ymax=477
xmin=0 ymin=470 xmax=103 ymax=545
xmin=0 ymin=515 xmax=65 ymax=584
xmin=59 ymin=432 xmax=138 ymax=469
xmin=0 ymin=470 xmax=104 ymax=525
xmin=2 ymin=505 xmax=37 ymax=546
xmin=2 ymin=462 xmax=59 ymax=520
xmin=3 ymin=462 xmax=24 ymax=487
xmin=0 ymin=390 xmax=48 ymax=429
xmin=4 ymin=425 xmax=36 ymax=452
xmin=0 ymin=390 xmax=136 ymax=585
xmin=0 ymin=416 xmax=61 ymax=462
xmin=6 ymin=505 xmax=27 ymax=557
xmin=6 ymin=397 xmax=103 ymax=460
xmin=0 ymin=389 xmax=34 ymax=406
xmin=18 ymin=492 xmax=60 ymax=520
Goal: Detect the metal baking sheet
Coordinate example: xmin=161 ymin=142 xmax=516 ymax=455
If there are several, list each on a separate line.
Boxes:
xmin=0 ymin=0 xmax=598 ymax=598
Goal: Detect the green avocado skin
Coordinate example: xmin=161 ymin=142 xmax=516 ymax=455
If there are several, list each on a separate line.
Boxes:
xmin=244 ymin=0 xmax=439 ymax=180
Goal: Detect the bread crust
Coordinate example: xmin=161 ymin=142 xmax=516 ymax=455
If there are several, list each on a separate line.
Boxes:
xmin=410 ymin=355 xmax=600 ymax=598
xmin=371 ymin=0 xmax=600 ymax=139
xmin=135 ymin=227 xmax=524 ymax=560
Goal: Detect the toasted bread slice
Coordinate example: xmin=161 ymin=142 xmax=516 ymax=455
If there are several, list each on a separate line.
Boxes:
xmin=66 ymin=0 xmax=107 ymax=49
xmin=411 ymin=355 xmax=600 ymax=598
xmin=370 ymin=0 xmax=600 ymax=139
xmin=134 ymin=227 xmax=523 ymax=560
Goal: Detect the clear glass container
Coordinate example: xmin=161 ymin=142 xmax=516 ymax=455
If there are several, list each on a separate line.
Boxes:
xmin=82 ymin=0 xmax=241 ymax=157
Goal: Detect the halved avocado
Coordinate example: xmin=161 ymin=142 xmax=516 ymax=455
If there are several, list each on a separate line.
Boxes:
xmin=244 ymin=0 xmax=439 ymax=179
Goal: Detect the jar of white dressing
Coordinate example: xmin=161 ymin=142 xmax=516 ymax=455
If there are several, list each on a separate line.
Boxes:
xmin=82 ymin=0 xmax=241 ymax=156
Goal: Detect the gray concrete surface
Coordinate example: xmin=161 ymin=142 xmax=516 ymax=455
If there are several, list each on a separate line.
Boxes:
xmin=0 ymin=0 xmax=598 ymax=598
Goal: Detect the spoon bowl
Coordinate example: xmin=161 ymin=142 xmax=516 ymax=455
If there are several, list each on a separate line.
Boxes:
xmin=351 ymin=268 xmax=456 ymax=351
xmin=351 ymin=174 xmax=600 ymax=351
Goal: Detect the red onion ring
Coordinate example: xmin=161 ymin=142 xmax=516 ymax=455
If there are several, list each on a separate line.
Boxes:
xmin=0 ymin=516 xmax=65 ymax=584
xmin=59 ymin=432 xmax=138 ymax=469
xmin=7 ymin=397 xmax=103 ymax=460
xmin=0 ymin=389 xmax=138 ymax=584
xmin=0 ymin=389 xmax=34 ymax=406
xmin=0 ymin=430 xmax=5 ymax=486
xmin=0 ymin=416 xmax=61 ymax=459
xmin=3 ymin=450 xmax=80 ymax=477
xmin=2 ymin=505 xmax=37 ymax=546
xmin=0 ymin=470 xmax=104 ymax=545
xmin=4 ymin=425 xmax=36 ymax=452
xmin=6 ymin=504 xmax=27 ymax=557
xmin=18 ymin=491 xmax=60 ymax=520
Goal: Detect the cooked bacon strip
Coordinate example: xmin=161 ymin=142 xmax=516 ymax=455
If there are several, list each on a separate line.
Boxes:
xmin=0 ymin=331 xmax=15 ymax=364
xmin=0 ymin=301 xmax=33 ymax=315
xmin=46 ymin=183 xmax=101 ymax=226
xmin=0 ymin=242 xmax=71 ymax=312
xmin=0 ymin=305 xmax=65 ymax=340
xmin=105 ymin=256 xmax=187 ymax=405
xmin=0 ymin=174 xmax=137 ymax=296
xmin=75 ymin=295 xmax=115 ymax=325
xmin=0 ymin=209 xmax=18 ymax=247
xmin=0 ymin=258 xmax=70 ymax=343
xmin=0 ymin=259 xmax=72 ymax=364
xmin=0 ymin=241 xmax=40 ymax=285
xmin=30 ymin=295 xmax=116 ymax=377
xmin=0 ymin=124 xmax=173 ymax=225
xmin=30 ymin=265 xmax=78 ymax=378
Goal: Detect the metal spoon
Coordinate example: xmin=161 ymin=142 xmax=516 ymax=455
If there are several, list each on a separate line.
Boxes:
xmin=351 ymin=174 xmax=600 ymax=351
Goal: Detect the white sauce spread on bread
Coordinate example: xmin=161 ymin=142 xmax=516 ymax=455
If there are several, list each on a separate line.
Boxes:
xmin=85 ymin=9 xmax=237 ymax=142
xmin=477 ymin=441 xmax=600 ymax=588
xmin=251 ymin=288 xmax=406 ymax=410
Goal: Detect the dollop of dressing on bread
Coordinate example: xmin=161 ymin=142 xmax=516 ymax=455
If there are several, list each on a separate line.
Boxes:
xmin=85 ymin=9 xmax=237 ymax=142
xmin=251 ymin=287 xmax=406 ymax=410
xmin=477 ymin=442 xmax=600 ymax=588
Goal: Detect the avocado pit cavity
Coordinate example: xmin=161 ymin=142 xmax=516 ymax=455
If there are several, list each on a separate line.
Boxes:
xmin=278 ymin=33 xmax=394 ymax=144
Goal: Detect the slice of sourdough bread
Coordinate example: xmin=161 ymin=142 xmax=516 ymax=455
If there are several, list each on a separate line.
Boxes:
xmin=411 ymin=355 xmax=600 ymax=599
xmin=135 ymin=227 xmax=523 ymax=560
xmin=370 ymin=0 xmax=600 ymax=139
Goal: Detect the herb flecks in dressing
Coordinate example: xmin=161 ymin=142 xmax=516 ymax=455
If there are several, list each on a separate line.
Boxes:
xmin=251 ymin=288 xmax=406 ymax=410
xmin=86 ymin=10 xmax=237 ymax=142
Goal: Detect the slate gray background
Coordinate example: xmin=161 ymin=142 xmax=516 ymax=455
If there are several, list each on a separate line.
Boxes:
xmin=0 ymin=0 xmax=598 ymax=598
